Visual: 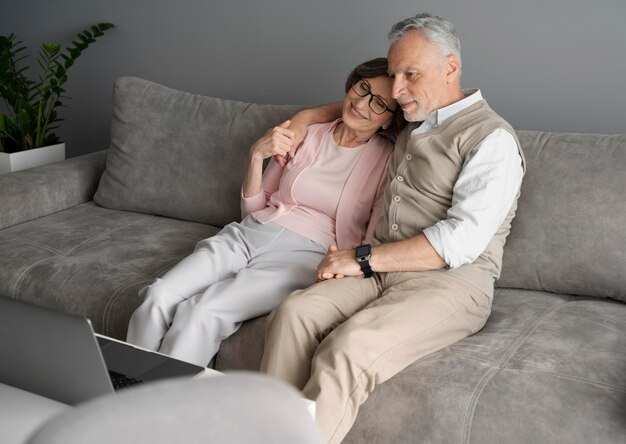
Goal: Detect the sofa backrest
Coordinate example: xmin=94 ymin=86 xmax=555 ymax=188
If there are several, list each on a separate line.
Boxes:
xmin=497 ymin=130 xmax=626 ymax=303
xmin=94 ymin=77 xmax=301 ymax=228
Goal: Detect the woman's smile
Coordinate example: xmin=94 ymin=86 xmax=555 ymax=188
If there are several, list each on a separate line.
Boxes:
xmin=348 ymin=102 xmax=367 ymax=119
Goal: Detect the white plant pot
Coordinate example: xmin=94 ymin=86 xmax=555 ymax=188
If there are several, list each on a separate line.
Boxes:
xmin=0 ymin=143 xmax=66 ymax=174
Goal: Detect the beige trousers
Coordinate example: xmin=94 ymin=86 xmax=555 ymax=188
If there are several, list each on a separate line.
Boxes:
xmin=260 ymin=270 xmax=492 ymax=444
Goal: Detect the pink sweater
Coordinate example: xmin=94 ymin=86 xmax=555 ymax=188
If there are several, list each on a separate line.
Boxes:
xmin=241 ymin=121 xmax=393 ymax=250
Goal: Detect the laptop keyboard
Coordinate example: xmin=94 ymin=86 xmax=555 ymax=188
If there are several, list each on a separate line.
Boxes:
xmin=108 ymin=370 xmax=143 ymax=390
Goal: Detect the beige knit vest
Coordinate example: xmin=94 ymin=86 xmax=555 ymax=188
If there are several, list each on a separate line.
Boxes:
xmin=374 ymin=100 xmax=526 ymax=297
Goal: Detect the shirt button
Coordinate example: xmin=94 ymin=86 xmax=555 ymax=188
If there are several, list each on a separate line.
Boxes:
xmin=397 ymin=176 xmax=404 ymax=182
xmin=393 ymin=195 xmax=401 ymax=203
xmin=391 ymin=223 xmax=399 ymax=231
xmin=405 ymin=154 xmax=412 ymax=160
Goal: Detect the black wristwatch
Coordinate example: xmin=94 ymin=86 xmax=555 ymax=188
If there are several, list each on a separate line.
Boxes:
xmin=355 ymin=244 xmax=374 ymax=278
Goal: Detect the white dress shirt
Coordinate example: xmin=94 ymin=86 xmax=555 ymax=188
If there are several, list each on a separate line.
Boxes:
xmin=420 ymin=89 xmax=524 ymax=269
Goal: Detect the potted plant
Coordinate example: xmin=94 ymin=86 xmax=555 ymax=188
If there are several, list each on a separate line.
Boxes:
xmin=0 ymin=22 xmax=114 ymax=173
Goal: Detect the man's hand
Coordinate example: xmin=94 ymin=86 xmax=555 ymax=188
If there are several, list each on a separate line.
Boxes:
xmin=317 ymin=245 xmax=362 ymax=281
xmin=274 ymin=115 xmax=308 ymax=166
xmin=274 ymin=102 xmax=343 ymax=166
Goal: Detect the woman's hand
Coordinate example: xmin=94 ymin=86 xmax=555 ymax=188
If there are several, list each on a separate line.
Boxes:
xmin=274 ymin=114 xmax=309 ymax=166
xmin=251 ymin=120 xmax=295 ymax=162
xmin=243 ymin=121 xmax=295 ymax=198
xmin=273 ymin=102 xmax=343 ymax=166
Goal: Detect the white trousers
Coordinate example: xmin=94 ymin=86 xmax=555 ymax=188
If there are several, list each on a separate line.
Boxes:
xmin=126 ymin=216 xmax=326 ymax=367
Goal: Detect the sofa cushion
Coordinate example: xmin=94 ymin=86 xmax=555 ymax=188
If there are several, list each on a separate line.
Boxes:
xmin=94 ymin=76 xmax=301 ymax=227
xmin=497 ymin=130 xmax=626 ymax=303
xmin=0 ymin=202 xmax=217 ymax=338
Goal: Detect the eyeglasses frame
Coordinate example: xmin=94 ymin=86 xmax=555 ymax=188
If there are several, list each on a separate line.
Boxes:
xmin=350 ymin=79 xmax=396 ymax=115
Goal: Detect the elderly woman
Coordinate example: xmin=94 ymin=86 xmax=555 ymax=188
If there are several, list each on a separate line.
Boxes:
xmin=126 ymin=58 xmax=406 ymax=367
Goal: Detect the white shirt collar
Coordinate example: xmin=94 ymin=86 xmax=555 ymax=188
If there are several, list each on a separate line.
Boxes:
xmin=412 ymin=88 xmax=482 ymax=134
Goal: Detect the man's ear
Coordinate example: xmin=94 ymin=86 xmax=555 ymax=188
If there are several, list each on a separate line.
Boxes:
xmin=446 ymin=55 xmax=461 ymax=83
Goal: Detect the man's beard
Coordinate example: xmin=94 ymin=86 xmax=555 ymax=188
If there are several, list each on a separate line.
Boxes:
xmin=403 ymin=108 xmax=429 ymax=122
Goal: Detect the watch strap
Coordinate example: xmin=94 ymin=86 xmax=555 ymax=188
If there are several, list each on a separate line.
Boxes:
xmin=355 ymin=244 xmax=374 ymax=278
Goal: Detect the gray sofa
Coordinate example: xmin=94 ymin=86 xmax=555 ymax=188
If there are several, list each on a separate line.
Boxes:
xmin=1 ymin=77 xmax=625 ymax=443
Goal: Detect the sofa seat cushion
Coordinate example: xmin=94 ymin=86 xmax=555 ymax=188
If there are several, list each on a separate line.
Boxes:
xmin=217 ymin=289 xmax=626 ymax=444
xmin=0 ymin=201 xmax=217 ymax=339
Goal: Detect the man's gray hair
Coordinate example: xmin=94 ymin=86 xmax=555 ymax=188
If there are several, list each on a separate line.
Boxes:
xmin=388 ymin=13 xmax=462 ymax=67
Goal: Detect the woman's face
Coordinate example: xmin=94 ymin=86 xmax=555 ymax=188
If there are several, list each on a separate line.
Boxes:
xmin=341 ymin=75 xmax=396 ymax=135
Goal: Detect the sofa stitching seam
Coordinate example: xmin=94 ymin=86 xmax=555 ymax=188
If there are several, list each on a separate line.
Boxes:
xmin=497 ymin=297 xmax=571 ymax=367
xmin=64 ymin=221 xmax=140 ymax=256
xmin=3 ymin=235 xmax=65 ymax=256
xmin=102 ymin=279 xmax=149 ymax=336
xmin=12 ymin=256 xmax=57 ymax=298
xmin=449 ymin=350 xmax=626 ymax=391
xmin=462 ymin=367 xmax=499 ymax=444
xmin=504 ymin=367 xmax=626 ymax=392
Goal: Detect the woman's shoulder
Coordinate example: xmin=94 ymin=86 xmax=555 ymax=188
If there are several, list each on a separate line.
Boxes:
xmin=305 ymin=120 xmax=340 ymax=136
xmin=294 ymin=120 xmax=340 ymax=155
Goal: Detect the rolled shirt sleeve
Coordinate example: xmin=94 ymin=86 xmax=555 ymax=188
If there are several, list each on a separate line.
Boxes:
xmin=422 ymin=129 xmax=524 ymax=269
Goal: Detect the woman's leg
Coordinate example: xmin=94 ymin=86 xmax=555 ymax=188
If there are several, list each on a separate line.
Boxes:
xmin=126 ymin=221 xmax=253 ymax=350
xmin=158 ymin=227 xmax=326 ymax=367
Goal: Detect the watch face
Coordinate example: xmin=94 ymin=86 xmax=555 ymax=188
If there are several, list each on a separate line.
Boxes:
xmin=355 ymin=244 xmax=371 ymax=258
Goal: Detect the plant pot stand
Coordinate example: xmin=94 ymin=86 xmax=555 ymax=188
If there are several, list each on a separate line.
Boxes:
xmin=0 ymin=143 xmax=65 ymax=174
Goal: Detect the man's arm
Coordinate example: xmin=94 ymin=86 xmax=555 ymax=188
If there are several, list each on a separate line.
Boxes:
xmin=275 ymin=102 xmax=342 ymax=166
xmin=317 ymin=235 xmax=445 ymax=280
xmin=317 ymin=129 xmax=524 ymax=279
xmin=422 ymin=129 xmax=524 ymax=268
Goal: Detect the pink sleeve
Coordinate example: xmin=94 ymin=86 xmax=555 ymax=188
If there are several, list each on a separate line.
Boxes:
xmin=240 ymin=158 xmax=284 ymax=219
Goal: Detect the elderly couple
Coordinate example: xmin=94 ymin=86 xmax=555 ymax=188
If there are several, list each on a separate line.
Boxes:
xmin=127 ymin=12 xmax=525 ymax=444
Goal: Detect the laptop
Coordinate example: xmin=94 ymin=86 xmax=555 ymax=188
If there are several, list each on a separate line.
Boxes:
xmin=0 ymin=295 xmax=205 ymax=405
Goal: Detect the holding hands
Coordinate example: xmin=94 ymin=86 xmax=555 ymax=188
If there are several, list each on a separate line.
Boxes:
xmin=243 ymin=119 xmax=302 ymax=198
xmin=250 ymin=120 xmax=296 ymax=162
xmin=317 ymin=245 xmax=362 ymax=281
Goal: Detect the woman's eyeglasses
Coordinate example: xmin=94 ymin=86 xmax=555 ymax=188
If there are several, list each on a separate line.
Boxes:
xmin=351 ymin=79 xmax=395 ymax=115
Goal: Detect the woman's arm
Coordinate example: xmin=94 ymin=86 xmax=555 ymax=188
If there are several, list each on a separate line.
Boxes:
xmin=240 ymin=158 xmax=283 ymax=218
xmin=241 ymin=121 xmax=294 ymax=219
xmin=242 ymin=120 xmax=294 ymax=198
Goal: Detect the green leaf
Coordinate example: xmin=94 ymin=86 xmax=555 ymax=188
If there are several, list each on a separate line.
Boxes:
xmin=1 ymin=22 xmax=114 ymax=149
xmin=42 ymin=42 xmax=61 ymax=54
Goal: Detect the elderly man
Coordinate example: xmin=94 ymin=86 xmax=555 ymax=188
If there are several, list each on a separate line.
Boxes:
xmin=260 ymin=13 xmax=525 ymax=443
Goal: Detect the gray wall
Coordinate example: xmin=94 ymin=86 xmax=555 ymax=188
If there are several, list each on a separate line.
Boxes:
xmin=1 ymin=0 xmax=625 ymax=158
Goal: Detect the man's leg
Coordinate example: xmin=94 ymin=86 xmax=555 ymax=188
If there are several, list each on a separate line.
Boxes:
xmin=158 ymin=227 xmax=327 ymax=367
xmin=304 ymin=272 xmax=492 ymax=444
xmin=261 ymin=276 xmax=381 ymax=390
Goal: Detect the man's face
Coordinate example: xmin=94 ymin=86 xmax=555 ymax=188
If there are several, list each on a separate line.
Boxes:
xmin=387 ymin=30 xmax=453 ymax=122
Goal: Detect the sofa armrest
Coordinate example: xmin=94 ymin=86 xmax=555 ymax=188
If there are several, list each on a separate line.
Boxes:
xmin=0 ymin=150 xmax=108 ymax=230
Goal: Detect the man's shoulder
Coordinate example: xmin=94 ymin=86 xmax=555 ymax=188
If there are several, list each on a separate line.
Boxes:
xmin=446 ymin=100 xmax=517 ymax=143
xmin=460 ymin=100 xmax=513 ymax=129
